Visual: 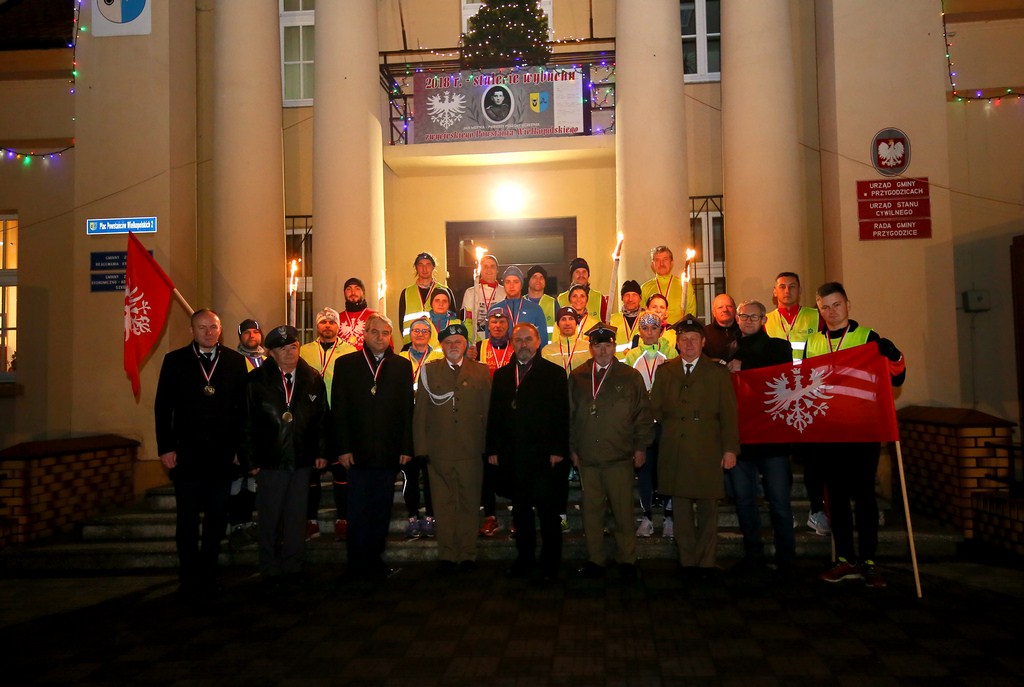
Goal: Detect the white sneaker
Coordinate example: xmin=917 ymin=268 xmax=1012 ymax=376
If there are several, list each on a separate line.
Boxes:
xmin=662 ymin=517 xmax=674 ymax=539
xmin=807 ymin=510 xmax=831 ymax=536
xmin=635 ymin=517 xmax=654 ymax=538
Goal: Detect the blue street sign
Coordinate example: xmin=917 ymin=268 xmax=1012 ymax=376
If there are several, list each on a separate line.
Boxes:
xmin=90 ymin=273 xmax=126 ymax=292
xmin=86 ymin=217 xmax=157 ymax=235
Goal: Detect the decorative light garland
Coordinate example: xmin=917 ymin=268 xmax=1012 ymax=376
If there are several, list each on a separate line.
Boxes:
xmin=942 ymin=5 xmax=1022 ymax=104
xmin=2 ymin=0 xmax=82 ymax=166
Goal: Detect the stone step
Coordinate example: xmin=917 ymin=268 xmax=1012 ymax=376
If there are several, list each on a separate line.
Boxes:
xmin=0 ymin=526 xmax=960 ymax=574
xmin=146 ymin=475 xmax=820 ymax=513
xmin=80 ymin=500 xmax=882 ymax=541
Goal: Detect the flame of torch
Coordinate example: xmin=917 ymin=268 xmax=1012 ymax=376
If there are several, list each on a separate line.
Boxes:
xmin=288 ymin=259 xmax=298 ymax=293
xmin=612 ymin=232 xmax=624 ymax=261
xmin=473 ymin=245 xmax=488 ymax=283
xmin=377 ymin=269 xmax=387 ymax=301
xmin=682 ymin=248 xmax=696 ymax=282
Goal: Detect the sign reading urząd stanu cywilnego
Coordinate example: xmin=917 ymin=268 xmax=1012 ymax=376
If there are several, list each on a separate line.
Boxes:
xmin=412 ymin=66 xmax=589 ymax=144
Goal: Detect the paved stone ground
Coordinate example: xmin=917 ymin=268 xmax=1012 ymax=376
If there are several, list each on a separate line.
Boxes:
xmin=2 ymin=558 xmax=1023 ymax=686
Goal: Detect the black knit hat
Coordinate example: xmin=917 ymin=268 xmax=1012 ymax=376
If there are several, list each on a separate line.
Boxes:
xmin=568 ymin=257 xmax=590 ymax=275
xmin=620 ymin=279 xmax=642 ymax=297
xmin=344 ymin=277 xmax=365 ymax=292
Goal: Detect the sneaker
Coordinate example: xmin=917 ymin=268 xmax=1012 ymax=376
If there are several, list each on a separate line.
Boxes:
xmin=334 ymin=519 xmax=347 ymax=541
xmin=662 ymin=517 xmax=674 ymax=539
xmin=819 ymin=557 xmax=862 ymax=583
xmin=305 ymin=520 xmax=321 ymax=541
xmin=560 ymin=516 xmax=570 ymax=534
xmin=807 ymin=510 xmax=831 ymax=536
xmin=479 ymin=515 xmax=502 ymax=537
xmin=636 ymin=517 xmax=654 ymax=538
xmin=861 ymin=560 xmax=887 ymax=588
xmin=405 ymin=517 xmax=421 ymax=540
xmin=229 ymin=525 xmax=250 ymax=550
xmin=421 ymin=517 xmax=436 ymax=538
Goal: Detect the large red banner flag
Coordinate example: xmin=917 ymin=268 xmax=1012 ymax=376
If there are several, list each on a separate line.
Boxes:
xmin=731 ymin=343 xmax=899 ymax=444
xmin=124 ymin=232 xmax=175 ymax=397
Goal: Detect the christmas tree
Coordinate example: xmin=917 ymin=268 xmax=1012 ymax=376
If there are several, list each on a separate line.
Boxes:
xmin=461 ymin=0 xmax=552 ymax=69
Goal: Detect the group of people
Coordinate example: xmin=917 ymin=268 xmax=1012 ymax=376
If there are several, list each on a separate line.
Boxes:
xmin=154 ymin=246 xmax=905 ymax=594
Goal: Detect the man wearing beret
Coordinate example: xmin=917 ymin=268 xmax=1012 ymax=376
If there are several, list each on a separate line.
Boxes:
xmin=414 ymin=323 xmax=492 ymax=572
xmin=242 ymin=325 xmax=328 ymax=585
xmin=650 ymin=315 xmax=739 ymax=577
xmin=569 ymin=323 xmax=654 ymax=580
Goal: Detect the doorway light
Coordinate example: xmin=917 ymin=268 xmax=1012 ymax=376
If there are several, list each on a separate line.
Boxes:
xmin=492 ymin=182 xmax=528 ymax=216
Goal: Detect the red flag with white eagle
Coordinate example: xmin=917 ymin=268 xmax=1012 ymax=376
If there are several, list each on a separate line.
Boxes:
xmin=732 ymin=343 xmax=899 ymax=444
xmin=124 ymin=232 xmax=175 ymax=397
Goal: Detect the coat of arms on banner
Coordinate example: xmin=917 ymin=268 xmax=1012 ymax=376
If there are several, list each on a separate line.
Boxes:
xmin=426 ymin=91 xmax=467 ymax=130
xmin=124 ymin=282 xmax=153 ymax=341
xmin=763 ymin=366 xmax=834 ymax=433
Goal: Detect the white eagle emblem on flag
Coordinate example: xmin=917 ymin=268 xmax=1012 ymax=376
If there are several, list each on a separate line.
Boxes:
xmin=763 ymin=366 xmax=833 ymax=433
xmin=426 ymin=91 xmax=467 ymax=130
xmin=124 ymin=281 xmax=153 ymax=341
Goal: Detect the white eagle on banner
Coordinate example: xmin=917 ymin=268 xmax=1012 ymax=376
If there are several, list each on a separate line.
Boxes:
xmin=124 ymin=281 xmax=153 ymax=342
xmin=878 ymin=139 xmax=905 ymax=168
xmin=426 ymin=91 xmax=467 ymax=130
xmin=763 ymin=366 xmax=833 ymax=433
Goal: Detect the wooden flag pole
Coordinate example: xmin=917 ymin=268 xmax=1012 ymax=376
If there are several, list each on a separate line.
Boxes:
xmin=894 ymin=439 xmax=923 ymax=598
xmin=172 ymin=288 xmax=194 ymax=317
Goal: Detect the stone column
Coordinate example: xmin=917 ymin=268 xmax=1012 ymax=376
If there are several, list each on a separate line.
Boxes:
xmin=312 ymin=1 xmax=386 ymax=315
xmin=211 ymin=0 xmax=286 ymax=328
xmin=721 ymin=0 xmax=806 ymax=298
xmin=615 ymin=0 xmax=690 ymax=293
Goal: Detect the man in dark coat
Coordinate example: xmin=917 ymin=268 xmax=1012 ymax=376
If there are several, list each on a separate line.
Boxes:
xmin=242 ymin=325 xmax=328 ymax=583
xmin=726 ymin=300 xmax=797 ymax=573
xmin=486 ymin=322 xmax=570 ymax=580
xmin=331 ymin=314 xmax=414 ymax=580
xmin=155 ymin=308 xmax=248 ymax=595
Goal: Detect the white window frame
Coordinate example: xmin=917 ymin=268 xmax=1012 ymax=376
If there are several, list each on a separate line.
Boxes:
xmin=690 ymin=208 xmax=725 ymax=320
xmin=280 ymin=3 xmax=315 ymax=107
xmin=681 ymin=0 xmax=720 ymax=84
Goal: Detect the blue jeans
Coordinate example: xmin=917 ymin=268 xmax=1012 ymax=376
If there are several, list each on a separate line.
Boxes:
xmin=728 ymin=454 xmax=796 ymax=564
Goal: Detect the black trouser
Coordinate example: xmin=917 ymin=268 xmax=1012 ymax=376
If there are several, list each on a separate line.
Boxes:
xmin=173 ymin=476 xmax=231 ymax=587
xmin=256 ymin=468 xmax=311 ymax=576
xmin=402 ymin=457 xmax=433 ymax=519
xmin=511 ymin=497 xmax=562 ymax=576
xmin=821 ymin=442 xmax=881 ymax=562
xmin=346 ymin=468 xmax=397 ymax=575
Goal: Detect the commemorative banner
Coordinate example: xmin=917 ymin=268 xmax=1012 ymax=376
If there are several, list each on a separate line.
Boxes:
xmin=412 ymin=66 xmax=590 ymax=144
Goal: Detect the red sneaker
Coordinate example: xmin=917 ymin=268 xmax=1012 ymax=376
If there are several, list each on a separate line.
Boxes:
xmin=818 ymin=558 xmax=861 ymax=583
xmin=334 ymin=519 xmax=348 ymax=541
xmin=305 ymin=520 xmax=321 ymax=541
xmin=479 ymin=515 xmax=502 ymax=537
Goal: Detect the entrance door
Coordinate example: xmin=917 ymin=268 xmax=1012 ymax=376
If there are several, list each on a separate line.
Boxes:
xmin=445 ymin=217 xmax=577 ymax=304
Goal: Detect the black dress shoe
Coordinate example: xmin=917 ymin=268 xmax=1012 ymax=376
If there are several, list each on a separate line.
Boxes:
xmin=575 ymin=562 xmax=606 ymax=579
xmin=459 ymin=560 xmax=478 ymax=572
xmin=619 ymin=563 xmax=638 ymax=581
xmin=437 ymin=560 xmax=458 ymax=574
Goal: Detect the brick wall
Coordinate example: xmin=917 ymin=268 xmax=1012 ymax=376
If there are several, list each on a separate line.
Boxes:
xmin=0 ymin=435 xmax=139 ymax=549
xmin=972 ymin=492 xmax=1024 ymax=556
xmin=897 ymin=406 xmax=1015 ymax=539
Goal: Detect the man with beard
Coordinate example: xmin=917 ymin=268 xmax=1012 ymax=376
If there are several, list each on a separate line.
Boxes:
xmin=331 ymin=314 xmax=414 ymax=580
xmin=300 ymin=307 xmax=355 ymax=541
xmin=338 ymin=277 xmax=377 ymax=351
xmin=486 ymin=322 xmax=570 ymax=580
xmin=155 ymin=309 xmax=248 ymax=596
xmin=414 ymin=323 xmax=491 ymax=572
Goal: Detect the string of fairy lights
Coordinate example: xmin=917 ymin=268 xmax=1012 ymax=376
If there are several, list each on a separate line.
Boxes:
xmin=1 ymin=0 xmax=82 ymax=166
xmin=941 ymin=5 xmax=1022 ymax=104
